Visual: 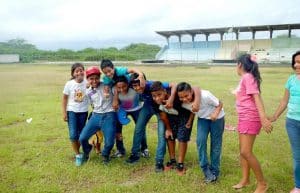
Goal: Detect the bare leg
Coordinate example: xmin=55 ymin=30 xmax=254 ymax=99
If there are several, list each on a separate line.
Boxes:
xmin=72 ymin=140 xmax=80 ymax=155
xmin=178 ymin=142 xmax=187 ymax=163
xmin=233 ymin=134 xmax=250 ymax=189
xmin=239 ymin=134 xmax=267 ymax=193
xmin=167 ymin=140 xmax=176 ymax=160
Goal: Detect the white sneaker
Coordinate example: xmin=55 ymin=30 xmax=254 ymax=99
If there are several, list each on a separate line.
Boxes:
xmin=112 ymin=150 xmax=125 ymax=158
xmin=141 ymin=149 xmax=150 ymax=158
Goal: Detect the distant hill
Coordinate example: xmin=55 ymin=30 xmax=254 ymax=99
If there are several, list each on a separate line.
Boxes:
xmin=0 ymin=38 xmax=161 ymax=62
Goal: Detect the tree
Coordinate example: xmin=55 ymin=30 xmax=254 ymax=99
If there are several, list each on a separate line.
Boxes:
xmin=7 ymin=38 xmax=37 ymax=50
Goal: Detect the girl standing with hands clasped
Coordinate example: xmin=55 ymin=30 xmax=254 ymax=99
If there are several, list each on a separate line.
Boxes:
xmin=232 ymin=54 xmax=272 ymax=193
xmin=62 ymin=63 xmax=89 ymax=166
xmin=270 ymin=51 xmax=300 ymax=193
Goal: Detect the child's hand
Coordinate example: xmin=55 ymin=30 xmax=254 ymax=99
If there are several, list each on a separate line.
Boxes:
xmin=185 ymin=122 xmax=192 ymax=129
xmin=165 ymin=129 xmax=173 ymax=140
xmin=191 ymin=101 xmax=199 ymax=112
xmin=63 ymin=113 xmax=68 ymax=122
xmin=210 ymin=112 xmax=218 ymax=121
xmin=268 ymin=115 xmax=276 ymax=122
xmin=139 ymin=79 xmax=145 ymax=88
xmin=112 ymin=100 xmax=119 ymax=111
xmin=164 ymin=99 xmax=173 ymax=109
xmin=86 ymin=82 xmax=91 ymax=89
xmin=103 ymin=86 xmax=110 ymax=98
xmin=262 ymin=118 xmax=273 ymax=134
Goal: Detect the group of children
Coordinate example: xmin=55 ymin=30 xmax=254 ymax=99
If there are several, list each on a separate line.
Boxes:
xmin=62 ymin=52 xmax=300 ymax=193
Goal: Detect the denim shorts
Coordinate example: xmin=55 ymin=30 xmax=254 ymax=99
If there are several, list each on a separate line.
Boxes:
xmin=67 ymin=111 xmax=88 ymax=141
xmin=168 ymin=114 xmax=192 ymax=142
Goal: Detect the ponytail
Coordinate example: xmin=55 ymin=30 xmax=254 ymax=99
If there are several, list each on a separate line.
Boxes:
xmin=237 ymin=54 xmax=261 ymax=91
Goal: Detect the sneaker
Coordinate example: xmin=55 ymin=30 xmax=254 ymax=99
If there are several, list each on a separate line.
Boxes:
xmin=102 ymin=155 xmax=110 ymax=165
xmin=75 ymin=154 xmax=89 ymax=166
xmin=164 ymin=159 xmax=177 ymax=171
xmin=125 ymin=154 xmax=140 ymax=164
xmin=176 ymin=163 xmax=186 ymax=176
xmin=75 ymin=154 xmax=83 ymax=166
xmin=203 ymin=168 xmax=217 ymax=183
xmin=112 ymin=150 xmax=125 ymax=158
xmin=140 ymin=149 xmax=150 ymax=158
xmin=155 ymin=162 xmax=164 ymax=173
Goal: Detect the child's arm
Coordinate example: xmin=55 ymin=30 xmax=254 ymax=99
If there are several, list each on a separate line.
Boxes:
xmin=185 ymin=112 xmax=195 ymax=129
xmin=159 ymin=112 xmax=173 ymax=140
xmin=165 ymin=82 xmax=177 ymax=109
xmin=127 ymin=68 xmax=146 ymax=88
xmin=112 ymin=87 xmax=119 ymax=110
xmin=270 ymin=89 xmax=289 ymax=122
xmin=210 ymin=101 xmax=223 ymax=121
xmin=62 ymin=94 xmax=68 ymax=121
xmin=191 ymin=86 xmax=201 ymax=112
xmin=253 ymin=94 xmax=273 ymax=133
xmin=103 ymin=85 xmax=110 ymax=98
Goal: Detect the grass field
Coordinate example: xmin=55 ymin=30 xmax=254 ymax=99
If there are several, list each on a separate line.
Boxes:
xmin=0 ymin=63 xmax=294 ymax=193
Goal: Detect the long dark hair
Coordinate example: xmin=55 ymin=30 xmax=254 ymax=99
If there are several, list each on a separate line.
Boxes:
xmin=237 ymin=54 xmax=261 ymax=91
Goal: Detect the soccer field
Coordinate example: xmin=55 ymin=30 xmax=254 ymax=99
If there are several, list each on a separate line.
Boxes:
xmin=0 ymin=63 xmax=294 ymax=193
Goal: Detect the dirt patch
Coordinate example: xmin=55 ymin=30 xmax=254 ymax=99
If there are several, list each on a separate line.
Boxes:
xmin=119 ymin=165 xmax=152 ymax=187
xmin=0 ymin=121 xmax=25 ymax=130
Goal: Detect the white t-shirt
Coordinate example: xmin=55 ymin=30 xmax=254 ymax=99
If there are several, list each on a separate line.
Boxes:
xmin=182 ymin=90 xmax=225 ymax=119
xmin=63 ymin=79 xmax=89 ymax=112
xmin=87 ymin=84 xmax=115 ymax=113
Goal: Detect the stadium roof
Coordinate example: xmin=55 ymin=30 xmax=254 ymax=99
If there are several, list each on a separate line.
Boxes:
xmin=156 ymin=23 xmax=300 ymax=37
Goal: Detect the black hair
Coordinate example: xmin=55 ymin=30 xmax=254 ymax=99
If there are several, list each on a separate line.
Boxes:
xmin=71 ymin=63 xmax=84 ymax=79
xmin=292 ymin=51 xmax=300 ymax=69
xmin=176 ymin=82 xmax=192 ymax=93
xmin=237 ymin=54 xmax=261 ymax=91
xmin=150 ymin=81 xmax=165 ymax=92
xmin=114 ymin=75 xmax=128 ymax=85
xmin=129 ymin=72 xmax=147 ymax=85
xmin=100 ymin=59 xmax=114 ymax=70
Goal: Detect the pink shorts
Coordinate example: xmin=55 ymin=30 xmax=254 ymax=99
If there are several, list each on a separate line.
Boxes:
xmin=237 ymin=120 xmax=262 ymax=135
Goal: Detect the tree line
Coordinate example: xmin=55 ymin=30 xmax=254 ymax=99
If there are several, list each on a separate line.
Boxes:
xmin=0 ymin=39 xmax=161 ymax=62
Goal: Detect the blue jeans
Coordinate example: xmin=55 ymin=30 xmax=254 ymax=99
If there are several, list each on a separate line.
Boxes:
xmin=79 ymin=112 xmax=116 ymax=157
xmin=197 ymin=117 xmax=225 ymax=177
xmin=131 ymin=102 xmax=166 ymax=163
xmin=115 ymin=110 xmax=148 ymax=152
xmin=286 ymin=117 xmax=300 ymax=188
xmin=67 ymin=111 xmax=88 ymax=142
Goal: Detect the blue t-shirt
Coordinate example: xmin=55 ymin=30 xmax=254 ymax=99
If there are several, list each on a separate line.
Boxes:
xmin=141 ymin=81 xmax=169 ymax=104
xmin=102 ymin=67 xmax=130 ymax=86
xmin=285 ymin=74 xmax=300 ymax=121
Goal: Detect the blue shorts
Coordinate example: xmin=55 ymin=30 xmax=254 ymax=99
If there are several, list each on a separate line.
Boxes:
xmin=167 ymin=114 xmax=192 ymax=142
xmin=67 ymin=111 xmax=88 ymax=141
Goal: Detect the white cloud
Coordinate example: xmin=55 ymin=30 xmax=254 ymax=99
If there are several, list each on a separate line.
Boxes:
xmin=0 ymin=0 xmax=299 ymax=50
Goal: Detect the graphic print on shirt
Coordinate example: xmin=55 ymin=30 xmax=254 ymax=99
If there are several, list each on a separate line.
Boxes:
xmin=74 ymin=89 xmax=84 ymax=102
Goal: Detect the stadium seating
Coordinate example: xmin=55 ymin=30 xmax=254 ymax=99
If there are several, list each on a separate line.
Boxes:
xmin=156 ymin=38 xmax=300 ymax=62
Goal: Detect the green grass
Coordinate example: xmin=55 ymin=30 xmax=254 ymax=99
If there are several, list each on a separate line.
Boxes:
xmin=0 ymin=64 xmax=294 ymax=192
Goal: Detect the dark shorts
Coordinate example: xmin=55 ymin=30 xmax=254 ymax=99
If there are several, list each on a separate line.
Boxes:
xmin=168 ymin=114 xmax=192 ymax=142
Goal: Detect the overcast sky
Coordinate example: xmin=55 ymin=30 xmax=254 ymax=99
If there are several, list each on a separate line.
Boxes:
xmin=0 ymin=0 xmax=299 ymax=50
